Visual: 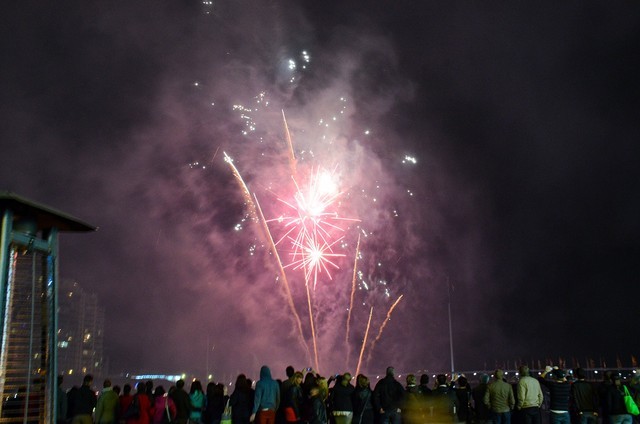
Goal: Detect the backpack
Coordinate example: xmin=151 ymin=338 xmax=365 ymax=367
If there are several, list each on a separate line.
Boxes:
xmin=124 ymin=395 xmax=140 ymax=419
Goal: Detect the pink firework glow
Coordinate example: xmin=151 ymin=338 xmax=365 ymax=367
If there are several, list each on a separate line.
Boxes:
xmin=268 ymin=166 xmax=359 ymax=289
xmin=225 ymin=110 xmax=406 ymax=373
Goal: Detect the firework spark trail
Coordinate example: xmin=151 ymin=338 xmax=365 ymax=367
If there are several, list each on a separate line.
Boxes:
xmin=224 ymin=152 xmax=258 ymax=221
xmin=345 ymin=233 xmax=361 ymax=368
xmin=366 ymin=294 xmax=404 ymax=365
xmin=303 ymin=269 xmax=320 ymax=373
xmin=282 ymin=111 xmax=297 ymax=177
xmin=355 ymin=306 xmax=374 ymax=378
xmin=254 ymin=193 xmax=312 ymax=364
xmin=211 ymin=146 xmax=220 ymax=164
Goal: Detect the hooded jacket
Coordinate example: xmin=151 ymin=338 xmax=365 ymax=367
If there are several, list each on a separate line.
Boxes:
xmin=252 ymin=366 xmax=281 ymax=414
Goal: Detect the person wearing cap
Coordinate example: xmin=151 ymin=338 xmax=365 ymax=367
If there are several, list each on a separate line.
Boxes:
xmin=539 ymin=366 xmax=571 ymax=424
xmin=484 ymin=370 xmax=515 ymax=424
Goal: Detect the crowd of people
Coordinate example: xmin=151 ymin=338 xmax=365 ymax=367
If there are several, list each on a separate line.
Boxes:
xmin=58 ymin=364 xmax=640 ymax=424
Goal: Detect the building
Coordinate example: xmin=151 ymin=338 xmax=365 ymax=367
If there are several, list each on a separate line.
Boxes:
xmin=57 ymin=279 xmax=106 ymax=383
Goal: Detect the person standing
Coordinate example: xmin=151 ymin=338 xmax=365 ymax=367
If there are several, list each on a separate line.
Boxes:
xmin=205 ymin=383 xmax=228 ymax=424
xmin=604 ymin=373 xmax=632 ymax=424
xmin=231 ymin=374 xmax=254 ymax=424
xmin=472 ymin=374 xmax=492 ymax=424
xmin=152 ymin=386 xmax=176 ymax=424
xmin=571 ymin=368 xmax=599 ymax=424
xmin=373 ymin=367 xmax=405 ymax=424
xmin=402 ymin=374 xmax=420 ymax=424
xmin=455 ymin=376 xmax=472 ymax=424
xmin=95 ymin=379 xmax=120 ymax=424
xmin=484 ymin=370 xmax=515 ymax=424
xmin=170 ymin=380 xmax=192 ymax=424
xmin=278 ymin=367 xmax=296 ymax=424
xmin=189 ymin=380 xmax=206 ymax=424
xmin=251 ymin=366 xmax=281 ymax=424
xmin=418 ymin=374 xmax=432 ymax=397
xmin=517 ymin=366 xmax=543 ymax=424
xmin=431 ymin=374 xmax=458 ymax=423
xmin=70 ymin=374 xmax=96 ymax=424
xmin=539 ymin=367 xmax=571 ymax=424
xmin=119 ymin=384 xmax=134 ymax=423
xmin=128 ymin=381 xmax=153 ymax=424
xmin=330 ymin=373 xmax=354 ymax=424
xmin=307 ymin=384 xmax=328 ymax=424
xmin=352 ymin=375 xmax=374 ymax=424
xmin=282 ymin=372 xmax=304 ymax=424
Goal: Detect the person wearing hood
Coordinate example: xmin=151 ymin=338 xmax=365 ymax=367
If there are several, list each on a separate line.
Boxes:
xmin=251 ymin=365 xmax=281 ymax=424
xmin=95 ymin=379 xmax=119 ymax=424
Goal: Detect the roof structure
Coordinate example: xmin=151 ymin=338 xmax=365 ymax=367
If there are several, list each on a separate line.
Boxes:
xmin=0 ymin=191 xmax=96 ymax=233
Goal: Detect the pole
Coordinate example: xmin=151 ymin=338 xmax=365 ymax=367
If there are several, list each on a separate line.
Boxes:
xmin=448 ymin=277 xmax=454 ymax=375
xmin=206 ymin=335 xmax=210 ymax=380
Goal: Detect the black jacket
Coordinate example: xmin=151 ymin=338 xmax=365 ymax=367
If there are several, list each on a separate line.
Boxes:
xmin=571 ymin=380 xmax=599 ymax=413
xmin=373 ymin=376 xmax=405 ymax=412
xmin=330 ymin=383 xmax=355 ymax=412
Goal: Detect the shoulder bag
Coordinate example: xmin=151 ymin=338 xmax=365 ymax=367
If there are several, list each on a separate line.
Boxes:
xmin=623 ymin=386 xmax=639 ymax=416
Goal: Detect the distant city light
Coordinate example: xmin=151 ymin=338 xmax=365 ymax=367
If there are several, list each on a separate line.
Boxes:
xmin=131 ymin=374 xmax=182 ymax=382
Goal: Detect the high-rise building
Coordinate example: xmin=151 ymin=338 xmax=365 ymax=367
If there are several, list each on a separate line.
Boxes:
xmin=57 ymin=279 xmax=105 ymax=382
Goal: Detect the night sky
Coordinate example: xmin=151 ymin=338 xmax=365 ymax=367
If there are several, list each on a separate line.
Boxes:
xmin=2 ymin=1 xmax=639 ymax=382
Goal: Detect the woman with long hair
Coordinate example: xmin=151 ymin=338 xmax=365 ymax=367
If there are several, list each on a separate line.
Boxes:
xmin=283 ymin=372 xmax=304 ymax=424
xmin=189 ymin=380 xmax=206 ymax=424
xmin=151 ymin=386 xmax=176 ymax=424
xmin=351 ymin=375 xmax=373 ymax=424
xmin=206 ymin=383 xmax=228 ymax=424
xmin=230 ymin=374 xmax=254 ymax=424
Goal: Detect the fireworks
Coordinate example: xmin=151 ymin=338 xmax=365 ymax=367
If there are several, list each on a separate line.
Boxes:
xmin=225 ymin=103 xmax=405 ymax=373
xmin=269 ymin=165 xmax=357 ymax=289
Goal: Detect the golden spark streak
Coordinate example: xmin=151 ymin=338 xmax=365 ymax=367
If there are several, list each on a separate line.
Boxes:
xmin=366 ymin=294 xmax=404 ymax=365
xmin=356 ymin=306 xmax=374 ymax=378
xmin=345 ymin=234 xmax=361 ymax=368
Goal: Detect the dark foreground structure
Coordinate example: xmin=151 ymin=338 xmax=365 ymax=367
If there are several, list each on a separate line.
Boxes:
xmin=0 ymin=192 xmax=94 ymax=423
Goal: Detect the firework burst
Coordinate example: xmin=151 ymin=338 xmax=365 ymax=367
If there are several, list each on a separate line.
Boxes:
xmin=225 ymin=105 xmax=405 ymax=373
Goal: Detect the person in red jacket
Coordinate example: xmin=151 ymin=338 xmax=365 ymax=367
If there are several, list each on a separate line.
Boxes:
xmin=126 ymin=382 xmax=154 ymax=424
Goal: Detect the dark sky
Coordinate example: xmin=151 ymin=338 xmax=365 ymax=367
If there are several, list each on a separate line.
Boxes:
xmin=2 ymin=1 xmax=639 ymax=382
